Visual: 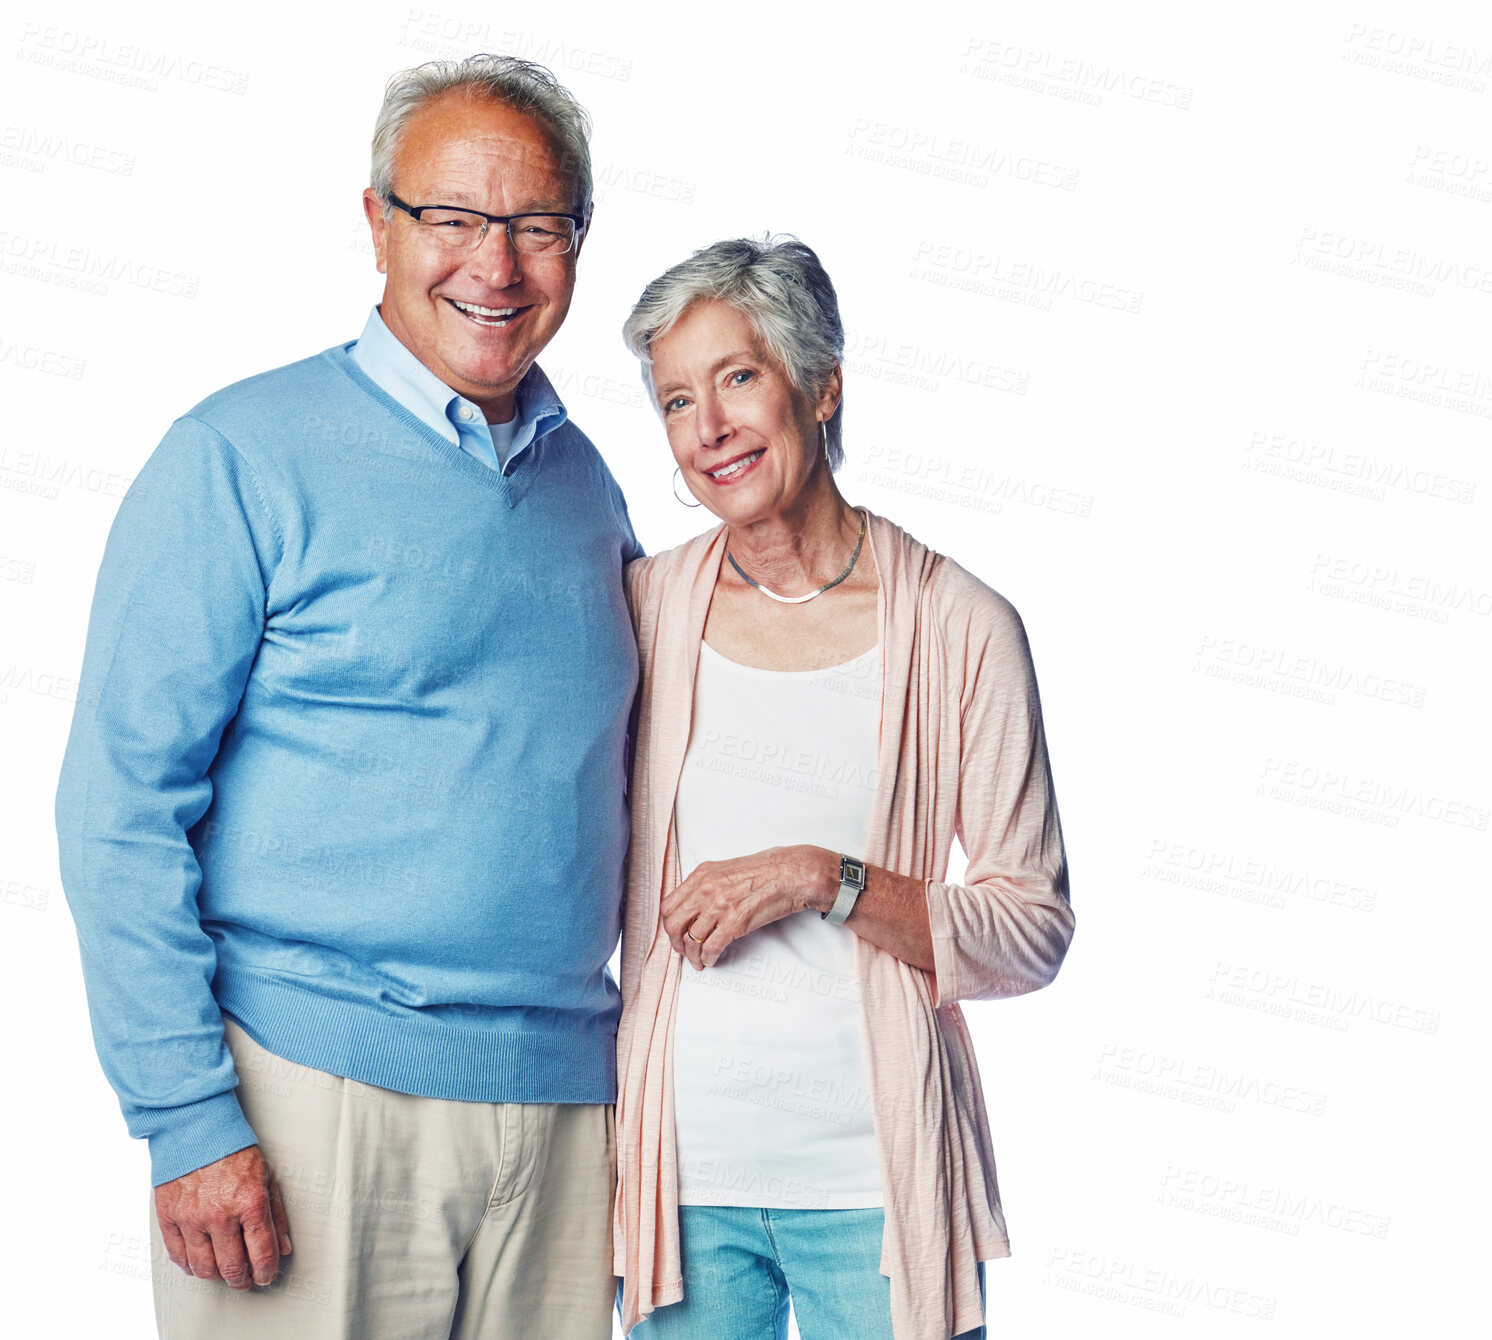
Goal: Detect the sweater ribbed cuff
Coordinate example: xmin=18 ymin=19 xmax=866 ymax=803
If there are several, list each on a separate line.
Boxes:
xmin=146 ymin=1088 xmax=257 ymax=1187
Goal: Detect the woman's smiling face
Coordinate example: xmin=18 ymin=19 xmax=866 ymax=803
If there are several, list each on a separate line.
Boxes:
xmin=649 ymin=299 xmax=836 ymax=524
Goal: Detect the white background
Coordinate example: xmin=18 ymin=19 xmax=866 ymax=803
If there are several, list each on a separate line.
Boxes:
xmin=2 ymin=0 xmax=1488 ymax=1334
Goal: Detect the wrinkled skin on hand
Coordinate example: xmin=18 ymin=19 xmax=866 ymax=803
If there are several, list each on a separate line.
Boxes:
xmin=154 ymin=1145 xmax=292 ymax=1289
xmin=662 ymin=844 xmax=836 ymax=970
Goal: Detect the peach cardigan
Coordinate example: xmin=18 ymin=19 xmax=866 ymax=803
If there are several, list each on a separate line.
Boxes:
xmin=613 ymin=509 xmax=1074 ymax=1340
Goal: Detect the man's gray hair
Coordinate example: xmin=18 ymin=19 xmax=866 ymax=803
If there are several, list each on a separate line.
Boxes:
xmin=370 ymin=55 xmax=593 ymax=214
xmin=622 ymin=236 xmax=847 ymax=472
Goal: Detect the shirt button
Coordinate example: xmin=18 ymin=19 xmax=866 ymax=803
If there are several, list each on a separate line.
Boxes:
xmin=459 ymin=406 xmax=475 ymax=421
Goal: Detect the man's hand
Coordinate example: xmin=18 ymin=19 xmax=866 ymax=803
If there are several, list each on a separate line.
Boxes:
xmin=662 ymin=845 xmax=838 ymax=970
xmin=154 ymin=1145 xmax=292 ymax=1289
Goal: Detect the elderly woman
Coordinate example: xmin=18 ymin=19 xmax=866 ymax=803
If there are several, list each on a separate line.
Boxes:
xmin=612 ymin=237 xmax=1074 ymax=1340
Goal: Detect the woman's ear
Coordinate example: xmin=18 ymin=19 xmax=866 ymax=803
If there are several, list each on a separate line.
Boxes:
xmin=816 ymin=363 xmax=843 ymax=423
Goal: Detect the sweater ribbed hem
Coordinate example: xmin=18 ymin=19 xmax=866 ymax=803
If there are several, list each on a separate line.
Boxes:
xmin=216 ymin=970 xmax=617 ymax=1104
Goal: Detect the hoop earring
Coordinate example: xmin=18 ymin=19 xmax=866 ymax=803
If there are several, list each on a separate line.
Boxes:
xmin=672 ymin=466 xmax=702 ymax=507
xmin=820 ymin=419 xmax=829 ymax=462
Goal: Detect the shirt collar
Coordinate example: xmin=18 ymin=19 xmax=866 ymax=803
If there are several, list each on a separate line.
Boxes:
xmin=350 ymin=306 xmax=568 ymax=468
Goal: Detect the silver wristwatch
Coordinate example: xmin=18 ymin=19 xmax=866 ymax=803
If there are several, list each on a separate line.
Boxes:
xmin=822 ymin=854 xmax=867 ymax=926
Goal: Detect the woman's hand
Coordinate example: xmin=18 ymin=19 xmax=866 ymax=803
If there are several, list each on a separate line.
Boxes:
xmin=662 ymin=845 xmax=837 ymax=970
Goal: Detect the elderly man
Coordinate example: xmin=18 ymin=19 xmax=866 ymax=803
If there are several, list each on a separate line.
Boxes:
xmin=55 ymin=56 xmax=638 ymax=1338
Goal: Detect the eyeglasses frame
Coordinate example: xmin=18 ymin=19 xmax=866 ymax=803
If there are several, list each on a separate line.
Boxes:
xmin=384 ymin=192 xmax=587 ymax=255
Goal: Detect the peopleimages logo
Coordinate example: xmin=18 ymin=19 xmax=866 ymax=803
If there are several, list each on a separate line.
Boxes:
xmin=1193 ymin=633 xmax=1429 ymax=708
xmin=1258 ymin=757 xmax=1489 ymax=831
xmin=959 ymin=37 xmax=1195 ymax=110
xmin=1406 ymin=145 xmax=1492 ymax=201
xmin=0 ymin=123 xmax=136 ymax=176
xmin=909 ymin=241 xmax=1143 ymax=314
xmin=859 ymin=444 xmax=1093 ymax=520
xmin=1042 ymin=1248 xmax=1276 ymax=1321
xmin=1294 ymin=227 xmax=1492 ymax=298
xmin=841 ymin=333 xmax=1031 ymax=395
xmin=1244 ymin=429 xmax=1476 ymax=505
xmin=846 ymin=118 xmax=1080 ymax=191
xmin=1207 ymin=962 xmax=1441 ymax=1035
xmin=1141 ymin=838 xmax=1379 ymax=915
xmin=0 ymin=336 xmax=86 ymax=380
xmin=1158 ymin=1167 xmax=1391 ymax=1240
xmin=1342 ymin=24 xmax=1491 ymax=93
xmin=1 ymin=874 xmax=52 ymax=912
xmin=1093 ymin=1041 xmax=1328 ymax=1117
xmin=16 ymin=23 xmax=250 ymax=94
xmin=1306 ymin=553 xmax=1492 ymax=622
xmin=1355 ymin=349 xmax=1492 ymax=419
xmin=396 ymin=12 xmax=633 ymax=82
xmin=0 ymin=444 xmax=133 ymax=501
xmin=0 ymin=229 xmax=199 ymax=299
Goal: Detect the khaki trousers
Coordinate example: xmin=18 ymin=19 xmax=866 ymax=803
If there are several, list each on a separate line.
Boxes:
xmin=150 ymin=1019 xmax=617 ymax=1339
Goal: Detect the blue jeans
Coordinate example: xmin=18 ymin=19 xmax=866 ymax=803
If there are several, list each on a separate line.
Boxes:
xmin=623 ymin=1205 xmax=986 ymax=1340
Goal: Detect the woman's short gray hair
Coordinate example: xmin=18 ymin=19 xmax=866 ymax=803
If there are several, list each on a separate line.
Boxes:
xmin=370 ymin=55 xmax=593 ymax=214
xmin=623 ymin=235 xmax=847 ymax=471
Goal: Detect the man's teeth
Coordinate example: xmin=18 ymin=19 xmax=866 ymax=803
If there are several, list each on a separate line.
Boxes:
xmin=453 ymin=300 xmax=519 ymax=325
xmin=708 ymin=451 xmax=763 ymax=479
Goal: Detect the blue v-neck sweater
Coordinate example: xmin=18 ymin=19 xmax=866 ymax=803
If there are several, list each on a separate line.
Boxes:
xmin=55 ymin=344 xmax=642 ymax=1185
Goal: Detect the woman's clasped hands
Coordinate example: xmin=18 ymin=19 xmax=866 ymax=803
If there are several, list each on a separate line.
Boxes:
xmin=661 ymin=843 xmax=838 ymax=970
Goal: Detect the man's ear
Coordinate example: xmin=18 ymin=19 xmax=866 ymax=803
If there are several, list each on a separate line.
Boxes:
xmin=362 ymin=189 xmax=390 ymax=275
xmin=572 ymin=205 xmax=594 ymax=262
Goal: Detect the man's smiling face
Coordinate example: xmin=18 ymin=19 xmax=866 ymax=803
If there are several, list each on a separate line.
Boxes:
xmin=363 ymin=90 xmax=585 ymax=419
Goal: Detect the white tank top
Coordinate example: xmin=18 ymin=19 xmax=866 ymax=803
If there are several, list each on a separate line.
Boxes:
xmin=672 ymin=640 xmax=883 ymax=1209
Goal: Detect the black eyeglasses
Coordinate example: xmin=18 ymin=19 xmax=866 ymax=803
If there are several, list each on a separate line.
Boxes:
xmin=385 ymin=193 xmax=585 ymax=255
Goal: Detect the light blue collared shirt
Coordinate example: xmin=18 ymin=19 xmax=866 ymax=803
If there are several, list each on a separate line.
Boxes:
xmin=349 ymin=306 xmax=561 ymax=474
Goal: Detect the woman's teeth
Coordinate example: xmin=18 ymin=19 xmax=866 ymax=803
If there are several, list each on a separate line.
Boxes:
xmin=452 ymin=300 xmax=519 ymax=326
xmin=708 ymin=451 xmax=763 ymax=480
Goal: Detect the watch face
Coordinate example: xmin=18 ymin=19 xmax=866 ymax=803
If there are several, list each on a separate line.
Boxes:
xmin=843 ymin=857 xmax=866 ymax=886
